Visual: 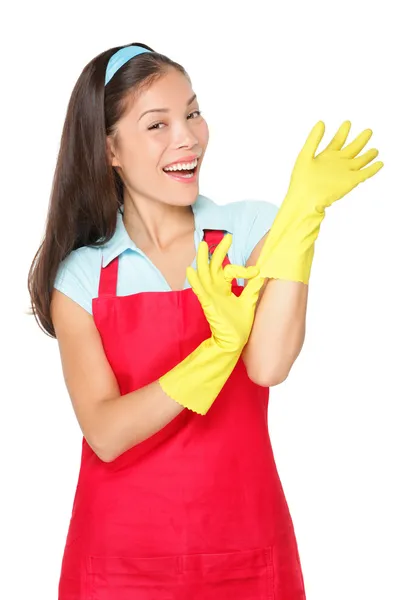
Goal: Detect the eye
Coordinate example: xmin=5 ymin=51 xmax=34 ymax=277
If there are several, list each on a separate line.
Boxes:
xmin=188 ymin=110 xmax=202 ymax=120
xmin=148 ymin=110 xmax=202 ymax=131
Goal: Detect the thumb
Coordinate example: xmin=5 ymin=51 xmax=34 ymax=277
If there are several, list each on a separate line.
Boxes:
xmin=223 ymin=264 xmax=259 ymax=283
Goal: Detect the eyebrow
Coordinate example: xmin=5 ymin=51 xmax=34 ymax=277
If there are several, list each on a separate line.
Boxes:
xmin=138 ymin=93 xmax=197 ymax=121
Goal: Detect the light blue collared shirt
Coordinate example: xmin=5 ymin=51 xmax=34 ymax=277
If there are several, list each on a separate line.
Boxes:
xmin=54 ymin=194 xmax=279 ymax=315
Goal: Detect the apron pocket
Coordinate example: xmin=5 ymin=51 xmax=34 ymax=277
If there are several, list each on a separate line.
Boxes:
xmin=183 ymin=546 xmax=274 ymax=599
xmin=88 ymin=554 xmax=180 ymax=600
xmin=88 ymin=547 xmax=274 ymax=600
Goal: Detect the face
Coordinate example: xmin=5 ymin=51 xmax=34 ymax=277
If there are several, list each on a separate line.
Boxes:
xmin=107 ymin=68 xmax=209 ymax=208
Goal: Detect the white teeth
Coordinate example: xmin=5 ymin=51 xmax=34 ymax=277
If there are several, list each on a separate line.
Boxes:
xmin=163 ymin=158 xmax=198 ymax=172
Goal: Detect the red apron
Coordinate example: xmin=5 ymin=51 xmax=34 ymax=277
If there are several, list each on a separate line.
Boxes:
xmin=58 ymin=229 xmax=306 ymax=599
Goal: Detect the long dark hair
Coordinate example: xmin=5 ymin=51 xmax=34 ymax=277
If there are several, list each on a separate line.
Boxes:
xmin=27 ymin=42 xmax=188 ymax=337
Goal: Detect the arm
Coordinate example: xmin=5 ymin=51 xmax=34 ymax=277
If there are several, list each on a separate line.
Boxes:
xmin=51 ymin=289 xmax=186 ymax=463
xmin=241 ymin=232 xmax=308 ymax=387
xmin=241 ymin=121 xmax=383 ymax=387
xmin=51 ymin=237 xmax=261 ymax=463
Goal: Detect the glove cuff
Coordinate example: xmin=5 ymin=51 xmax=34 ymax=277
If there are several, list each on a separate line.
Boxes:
xmin=159 ymin=337 xmax=241 ymax=415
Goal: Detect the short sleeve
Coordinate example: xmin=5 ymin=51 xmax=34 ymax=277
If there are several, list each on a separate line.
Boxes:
xmin=53 ymin=247 xmax=100 ymax=315
xmin=235 ymin=200 xmax=279 ymax=264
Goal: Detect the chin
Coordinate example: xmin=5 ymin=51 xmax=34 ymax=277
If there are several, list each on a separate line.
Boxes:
xmin=163 ymin=188 xmax=199 ymax=208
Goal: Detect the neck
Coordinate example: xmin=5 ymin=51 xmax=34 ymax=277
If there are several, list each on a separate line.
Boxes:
xmin=122 ymin=194 xmax=195 ymax=252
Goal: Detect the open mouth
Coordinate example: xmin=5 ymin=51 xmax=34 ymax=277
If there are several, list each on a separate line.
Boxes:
xmin=162 ymin=163 xmax=199 ymax=181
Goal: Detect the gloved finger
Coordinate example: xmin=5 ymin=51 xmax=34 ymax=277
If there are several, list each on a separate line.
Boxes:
xmin=255 ymin=238 xmax=271 ymax=275
xmin=186 ymin=265 xmax=209 ymax=306
xmin=223 ymin=264 xmax=259 ymax=283
xmin=357 ymin=160 xmax=384 ymax=183
xmin=241 ymin=273 xmax=265 ymax=301
xmin=301 ymin=121 xmax=326 ymax=159
xmin=210 ymin=234 xmax=233 ymax=282
xmin=341 ymin=128 xmax=373 ymax=158
xmin=196 ymin=241 xmax=213 ymax=292
xmin=350 ymin=148 xmax=379 ymax=170
xmin=324 ymin=120 xmax=351 ymax=152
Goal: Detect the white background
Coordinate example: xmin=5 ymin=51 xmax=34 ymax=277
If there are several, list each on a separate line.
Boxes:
xmin=1 ymin=1 xmax=399 ymax=598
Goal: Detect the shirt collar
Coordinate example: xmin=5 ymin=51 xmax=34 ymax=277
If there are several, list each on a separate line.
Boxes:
xmin=101 ymin=194 xmax=233 ymax=267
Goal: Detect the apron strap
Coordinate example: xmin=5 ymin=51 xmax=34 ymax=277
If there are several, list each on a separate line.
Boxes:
xmin=98 ymin=256 xmax=119 ymax=297
xmin=203 ymin=230 xmax=238 ymax=286
xmin=98 ymin=230 xmax=239 ymax=298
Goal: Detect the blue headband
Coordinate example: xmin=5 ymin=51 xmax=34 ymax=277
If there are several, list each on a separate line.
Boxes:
xmin=105 ymin=45 xmax=153 ymax=85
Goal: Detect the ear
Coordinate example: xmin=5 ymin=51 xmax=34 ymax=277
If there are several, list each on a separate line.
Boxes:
xmin=106 ymin=135 xmax=121 ymax=168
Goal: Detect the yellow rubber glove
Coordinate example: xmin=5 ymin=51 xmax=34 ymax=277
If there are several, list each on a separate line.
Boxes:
xmin=256 ymin=121 xmax=384 ymax=284
xmin=159 ymin=234 xmax=264 ymax=415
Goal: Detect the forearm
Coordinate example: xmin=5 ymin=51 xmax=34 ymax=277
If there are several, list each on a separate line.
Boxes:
xmin=93 ymin=381 xmax=185 ymax=462
xmin=242 ymin=278 xmax=308 ymax=386
xmin=94 ymin=338 xmax=240 ymax=462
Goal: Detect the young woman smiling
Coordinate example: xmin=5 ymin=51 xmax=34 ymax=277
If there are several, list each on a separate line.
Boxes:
xmin=28 ymin=42 xmax=382 ymax=599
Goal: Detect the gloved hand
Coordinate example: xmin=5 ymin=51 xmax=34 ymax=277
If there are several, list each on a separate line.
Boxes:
xmin=159 ymin=234 xmax=264 ymax=415
xmin=256 ymin=121 xmax=384 ymax=284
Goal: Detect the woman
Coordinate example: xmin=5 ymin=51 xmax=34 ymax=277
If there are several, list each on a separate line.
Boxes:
xmin=28 ymin=42 xmax=382 ymax=599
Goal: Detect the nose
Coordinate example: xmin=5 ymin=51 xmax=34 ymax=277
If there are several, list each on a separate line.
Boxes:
xmin=174 ymin=121 xmax=199 ymax=150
